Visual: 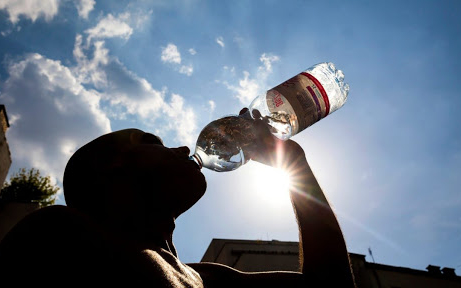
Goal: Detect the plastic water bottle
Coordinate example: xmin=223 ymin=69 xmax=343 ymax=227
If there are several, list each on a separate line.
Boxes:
xmin=190 ymin=62 xmax=349 ymax=172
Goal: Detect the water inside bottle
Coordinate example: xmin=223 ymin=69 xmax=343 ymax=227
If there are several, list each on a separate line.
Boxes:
xmin=249 ymin=91 xmax=297 ymax=140
xmin=193 ymin=145 xmax=244 ymax=172
xmin=265 ymin=112 xmax=293 ymax=140
xmin=192 ymin=115 xmax=257 ymax=172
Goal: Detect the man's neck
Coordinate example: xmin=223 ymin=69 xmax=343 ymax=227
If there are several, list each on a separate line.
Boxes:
xmin=134 ymin=217 xmax=177 ymax=257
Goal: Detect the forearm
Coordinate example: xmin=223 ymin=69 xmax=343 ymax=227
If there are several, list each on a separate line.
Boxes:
xmin=288 ymin=157 xmax=355 ymax=287
xmin=248 ymin=128 xmax=355 ymax=286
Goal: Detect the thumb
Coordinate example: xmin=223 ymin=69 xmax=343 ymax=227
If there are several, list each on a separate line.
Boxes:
xmin=239 ymin=107 xmax=249 ymax=116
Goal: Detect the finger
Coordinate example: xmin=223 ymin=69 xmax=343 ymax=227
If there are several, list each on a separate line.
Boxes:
xmin=239 ymin=107 xmax=249 ymax=115
xmin=251 ymin=109 xmax=262 ymax=120
xmin=239 ymin=108 xmax=253 ymax=120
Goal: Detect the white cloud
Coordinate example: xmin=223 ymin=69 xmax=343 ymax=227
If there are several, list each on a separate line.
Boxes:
xmin=81 ymin=8 xmax=152 ymax=44
xmin=161 ymin=43 xmax=181 ymax=64
xmin=162 ymin=94 xmax=197 ymax=145
xmin=75 ymin=0 xmax=95 ymax=19
xmin=208 ymin=100 xmax=216 ymax=113
xmin=100 ymin=60 xmax=198 ymax=146
xmin=161 ymin=43 xmax=194 ymax=76
xmin=188 ymin=48 xmax=196 ymax=55
xmin=60 ymin=139 xmax=78 ymax=158
xmin=224 ymin=53 xmax=280 ymax=104
xmin=223 ymin=66 xmax=235 ymax=74
xmin=226 ymin=71 xmax=259 ymax=104
xmin=85 ymin=13 xmax=133 ymax=44
xmin=0 ymin=0 xmax=59 ymax=24
xmin=216 ymin=36 xmax=225 ymax=48
xmin=0 ymin=37 xmax=199 ymax=203
xmin=130 ymin=9 xmax=153 ymax=29
xmin=73 ymin=39 xmax=197 ymax=144
xmin=73 ymin=34 xmax=109 ymax=87
xmin=0 ymin=53 xmax=111 ymax=199
xmin=179 ymin=65 xmax=193 ymax=76
xmin=1 ymin=29 xmax=12 ymax=37
xmin=7 ymin=113 xmax=20 ymax=125
xmin=259 ymin=53 xmax=280 ymax=73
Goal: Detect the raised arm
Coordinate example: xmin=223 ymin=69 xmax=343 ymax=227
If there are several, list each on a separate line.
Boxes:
xmin=190 ymin=109 xmax=355 ymax=287
xmin=245 ymin=109 xmax=356 ymax=287
xmin=276 ymin=141 xmax=355 ymax=286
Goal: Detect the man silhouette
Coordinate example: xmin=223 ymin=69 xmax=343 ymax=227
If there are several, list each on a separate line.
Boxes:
xmin=0 ymin=112 xmax=355 ymax=287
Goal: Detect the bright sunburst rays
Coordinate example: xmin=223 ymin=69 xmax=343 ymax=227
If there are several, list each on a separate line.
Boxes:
xmin=248 ymin=139 xmax=303 ymax=207
xmin=247 ymin=139 xmax=308 ymax=209
xmin=251 ymin=164 xmax=292 ymax=206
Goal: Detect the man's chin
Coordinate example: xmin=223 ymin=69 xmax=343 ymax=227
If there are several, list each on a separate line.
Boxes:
xmin=174 ymin=180 xmax=207 ymax=217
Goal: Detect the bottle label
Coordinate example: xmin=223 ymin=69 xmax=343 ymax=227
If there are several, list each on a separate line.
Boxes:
xmin=270 ymin=72 xmax=330 ymax=134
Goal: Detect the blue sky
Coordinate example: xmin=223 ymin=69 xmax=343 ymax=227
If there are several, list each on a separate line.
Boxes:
xmin=1 ymin=0 xmax=460 ymax=274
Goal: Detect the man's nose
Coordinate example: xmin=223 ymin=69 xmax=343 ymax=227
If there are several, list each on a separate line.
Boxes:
xmin=171 ymin=146 xmax=190 ymax=158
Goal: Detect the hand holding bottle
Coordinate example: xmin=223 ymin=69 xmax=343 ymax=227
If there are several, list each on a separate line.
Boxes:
xmin=237 ymin=108 xmax=306 ymax=170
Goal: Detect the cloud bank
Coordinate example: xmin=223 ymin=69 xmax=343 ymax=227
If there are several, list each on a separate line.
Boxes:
xmin=0 ymin=0 xmax=59 ymax=24
xmin=0 ymin=53 xmax=110 ymax=193
xmin=0 ymin=0 xmax=97 ymax=24
xmin=0 ymin=21 xmax=198 ymax=201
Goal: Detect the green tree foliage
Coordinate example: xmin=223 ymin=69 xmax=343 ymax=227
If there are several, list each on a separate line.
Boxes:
xmin=0 ymin=168 xmax=59 ymax=207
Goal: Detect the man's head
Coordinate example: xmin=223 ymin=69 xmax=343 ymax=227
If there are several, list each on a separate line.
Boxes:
xmin=63 ymin=129 xmax=207 ymax=228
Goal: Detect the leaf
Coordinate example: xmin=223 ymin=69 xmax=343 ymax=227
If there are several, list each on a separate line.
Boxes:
xmin=0 ymin=168 xmax=59 ymax=208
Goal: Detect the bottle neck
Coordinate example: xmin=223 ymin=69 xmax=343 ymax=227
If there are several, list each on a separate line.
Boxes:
xmin=189 ymin=154 xmax=203 ymax=170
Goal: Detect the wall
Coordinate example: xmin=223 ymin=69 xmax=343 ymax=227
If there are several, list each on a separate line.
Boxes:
xmin=201 ymin=238 xmax=461 ymax=288
xmin=0 ymin=105 xmax=11 ymax=189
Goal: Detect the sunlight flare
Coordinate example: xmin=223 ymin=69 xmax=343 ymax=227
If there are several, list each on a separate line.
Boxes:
xmin=251 ymin=164 xmax=292 ymax=206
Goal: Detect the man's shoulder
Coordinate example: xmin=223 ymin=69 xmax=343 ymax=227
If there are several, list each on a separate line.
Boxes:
xmin=0 ymin=205 xmax=120 ymax=284
xmin=1 ymin=205 xmax=104 ymax=250
xmin=187 ymin=262 xmax=304 ymax=288
xmin=131 ymin=249 xmax=204 ymax=286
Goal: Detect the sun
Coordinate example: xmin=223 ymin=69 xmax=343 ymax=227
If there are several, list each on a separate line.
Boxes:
xmin=250 ymin=163 xmax=292 ymax=206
